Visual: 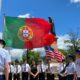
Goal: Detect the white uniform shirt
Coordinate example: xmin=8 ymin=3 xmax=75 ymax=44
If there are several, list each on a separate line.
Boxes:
xmin=13 ymin=65 xmax=21 ymax=74
xmin=22 ymin=63 xmax=30 ymax=72
xmin=37 ymin=64 xmax=46 ymax=73
xmin=5 ymin=49 xmax=11 ymax=63
xmin=0 ymin=48 xmax=10 ymax=73
xmin=57 ymin=63 xmax=66 ymax=76
xmin=9 ymin=64 xmax=14 ymax=73
xmin=75 ymin=58 xmax=80 ymax=77
xmin=66 ymin=62 xmax=76 ymax=75
xmin=46 ymin=63 xmax=55 ymax=74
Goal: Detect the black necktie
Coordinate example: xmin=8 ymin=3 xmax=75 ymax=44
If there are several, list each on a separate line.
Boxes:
xmin=48 ymin=64 xmax=50 ymax=72
xmin=63 ymin=63 xmax=64 ymax=69
xmin=24 ymin=64 xmax=26 ymax=71
xmin=40 ymin=65 xmax=43 ymax=73
xmin=16 ymin=65 xmax=18 ymax=73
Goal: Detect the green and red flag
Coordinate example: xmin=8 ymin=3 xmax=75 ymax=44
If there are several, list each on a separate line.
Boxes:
xmin=3 ymin=16 xmax=56 ymax=49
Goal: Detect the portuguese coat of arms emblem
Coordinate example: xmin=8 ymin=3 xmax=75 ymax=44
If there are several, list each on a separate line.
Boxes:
xmin=18 ymin=26 xmax=33 ymax=41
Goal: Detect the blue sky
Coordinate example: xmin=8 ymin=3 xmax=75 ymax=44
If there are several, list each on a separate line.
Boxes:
xmin=0 ymin=0 xmax=80 ymax=35
xmin=0 ymin=0 xmax=80 ymax=59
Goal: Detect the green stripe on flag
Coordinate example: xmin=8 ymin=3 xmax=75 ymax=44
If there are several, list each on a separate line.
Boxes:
xmin=4 ymin=16 xmax=26 ymax=48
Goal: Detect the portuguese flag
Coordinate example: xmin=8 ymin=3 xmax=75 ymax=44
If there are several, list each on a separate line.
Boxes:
xmin=3 ymin=16 xmax=56 ymax=49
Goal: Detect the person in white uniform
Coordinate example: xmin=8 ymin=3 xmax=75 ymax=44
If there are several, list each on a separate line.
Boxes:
xmin=46 ymin=59 xmax=55 ymax=80
xmin=65 ymin=55 xmax=76 ymax=80
xmin=21 ymin=59 xmax=30 ymax=80
xmin=37 ymin=59 xmax=46 ymax=80
xmin=9 ymin=62 xmax=14 ymax=80
xmin=57 ymin=59 xmax=67 ymax=80
xmin=0 ymin=39 xmax=10 ymax=80
xmin=75 ymin=50 xmax=80 ymax=80
xmin=13 ymin=59 xmax=21 ymax=80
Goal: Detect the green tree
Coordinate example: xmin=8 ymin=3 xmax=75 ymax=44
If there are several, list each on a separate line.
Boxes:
xmin=28 ymin=50 xmax=40 ymax=64
xmin=22 ymin=50 xmax=40 ymax=64
xmin=58 ymin=49 xmax=68 ymax=56
xmin=64 ymin=32 xmax=80 ymax=54
xmin=22 ymin=53 xmax=27 ymax=60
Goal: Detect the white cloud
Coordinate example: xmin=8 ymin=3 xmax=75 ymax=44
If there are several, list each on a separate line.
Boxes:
xmin=9 ymin=49 xmax=26 ymax=60
xmin=57 ymin=34 xmax=70 ymax=49
xmin=70 ymin=0 xmax=80 ymax=3
xmin=18 ymin=13 xmax=32 ymax=18
xmin=0 ymin=32 xmax=2 ymax=39
xmin=33 ymin=48 xmax=46 ymax=57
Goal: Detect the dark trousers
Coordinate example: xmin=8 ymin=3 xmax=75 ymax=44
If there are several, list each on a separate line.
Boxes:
xmin=77 ymin=77 xmax=80 ymax=80
xmin=47 ymin=73 xmax=54 ymax=80
xmin=22 ymin=72 xmax=28 ymax=80
xmin=13 ymin=73 xmax=20 ymax=80
xmin=0 ymin=75 xmax=5 ymax=80
xmin=67 ymin=74 xmax=74 ymax=80
xmin=9 ymin=73 xmax=12 ymax=80
xmin=39 ymin=73 xmax=45 ymax=80
xmin=30 ymin=75 xmax=38 ymax=80
xmin=58 ymin=74 xmax=67 ymax=80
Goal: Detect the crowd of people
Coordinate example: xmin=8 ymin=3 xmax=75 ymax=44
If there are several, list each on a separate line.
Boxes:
xmin=9 ymin=59 xmax=55 ymax=80
xmin=8 ymin=52 xmax=80 ymax=80
xmin=0 ymin=39 xmax=80 ymax=80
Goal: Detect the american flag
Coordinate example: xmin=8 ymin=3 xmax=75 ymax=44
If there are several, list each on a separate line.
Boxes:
xmin=46 ymin=49 xmax=65 ymax=62
xmin=46 ymin=50 xmax=55 ymax=59
xmin=53 ymin=49 xmax=65 ymax=62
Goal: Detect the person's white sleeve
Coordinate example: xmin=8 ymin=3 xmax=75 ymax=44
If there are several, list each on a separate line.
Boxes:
xmin=28 ymin=64 xmax=30 ymax=72
xmin=37 ymin=65 xmax=39 ymax=72
xmin=19 ymin=65 xmax=21 ymax=73
xmin=5 ymin=50 xmax=11 ymax=63
xmin=73 ymin=63 xmax=76 ymax=72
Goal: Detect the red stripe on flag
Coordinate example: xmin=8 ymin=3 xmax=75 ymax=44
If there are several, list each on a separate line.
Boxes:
xmin=46 ymin=49 xmax=65 ymax=62
xmin=46 ymin=50 xmax=54 ymax=59
xmin=54 ymin=49 xmax=65 ymax=62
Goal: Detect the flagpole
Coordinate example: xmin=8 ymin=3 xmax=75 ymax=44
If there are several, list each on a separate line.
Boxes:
xmin=3 ymin=13 xmax=6 ymax=39
xmin=26 ymin=49 xmax=28 ymax=59
xmin=26 ymin=49 xmax=29 ymax=62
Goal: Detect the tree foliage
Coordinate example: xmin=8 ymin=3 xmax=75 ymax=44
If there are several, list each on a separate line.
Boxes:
xmin=64 ymin=32 xmax=80 ymax=54
xmin=58 ymin=49 xmax=68 ymax=56
xmin=22 ymin=50 xmax=40 ymax=64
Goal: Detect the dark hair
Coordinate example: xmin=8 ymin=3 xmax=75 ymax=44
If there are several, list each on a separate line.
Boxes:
xmin=67 ymin=54 xmax=75 ymax=61
xmin=39 ymin=59 xmax=43 ymax=62
xmin=47 ymin=59 xmax=51 ymax=63
xmin=23 ymin=59 xmax=27 ymax=62
xmin=76 ymin=50 xmax=80 ymax=54
xmin=0 ymin=39 xmax=6 ymax=47
xmin=15 ymin=59 xmax=19 ymax=63
xmin=62 ymin=59 xmax=65 ymax=62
